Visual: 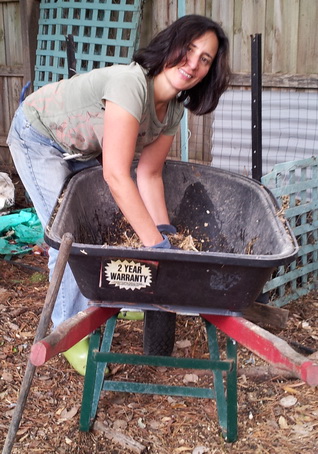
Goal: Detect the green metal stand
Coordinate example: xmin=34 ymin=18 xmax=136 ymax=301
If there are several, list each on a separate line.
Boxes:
xmin=79 ymin=315 xmax=238 ymax=442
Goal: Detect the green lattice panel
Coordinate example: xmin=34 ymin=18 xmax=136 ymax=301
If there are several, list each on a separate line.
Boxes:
xmin=34 ymin=0 xmax=144 ymax=89
xmin=261 ymin=156 xmax=318 ymax=307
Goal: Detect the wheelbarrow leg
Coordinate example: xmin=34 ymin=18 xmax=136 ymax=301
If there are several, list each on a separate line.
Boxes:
xmin=205 ymin=320 xmax=238 ymax=442
xmin=2 ymin=233 xmax=74 ymax=454
xmin=80 ymin=314 xmax=118 ymax=431
xmin=79 ymin=329 xmax=101 ymax=431
xmin=225 ymin=336 xmax=238 ymax=442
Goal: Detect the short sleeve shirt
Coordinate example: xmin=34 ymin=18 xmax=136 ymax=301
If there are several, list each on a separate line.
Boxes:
xmin=23 ymin=62 xmax=184 ymax=160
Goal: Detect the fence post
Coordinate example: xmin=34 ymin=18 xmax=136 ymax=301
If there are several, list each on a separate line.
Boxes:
xmin=251 ymin=34 xmax=262 ymax=181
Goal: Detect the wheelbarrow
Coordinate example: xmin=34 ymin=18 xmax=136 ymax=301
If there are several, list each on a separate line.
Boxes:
xmin=4 ymin=161 xmax=317 ymax=453
xmin=43 ymin=160 xmax=300 ymax=359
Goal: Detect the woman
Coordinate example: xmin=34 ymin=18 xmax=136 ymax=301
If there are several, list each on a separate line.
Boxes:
xmin=7 ymin=14 xmax=230 ymax=374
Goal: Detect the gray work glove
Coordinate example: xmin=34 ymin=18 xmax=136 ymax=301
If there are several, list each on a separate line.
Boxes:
xmin=151 ymin=234 xmax=171 ymax=249
xmin=157 ymin=224 xmax=177 ymax=235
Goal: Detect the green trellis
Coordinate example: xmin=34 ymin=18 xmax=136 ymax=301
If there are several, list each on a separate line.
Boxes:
xmin=262 ymin=156 xmax=318 ymax=306
xmin=34 ymin=0 xmax=144 ymax=89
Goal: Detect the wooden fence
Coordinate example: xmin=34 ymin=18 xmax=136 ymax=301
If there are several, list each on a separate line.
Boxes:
xmin=1 ymin=0 xmax=317 ymax=172
xmin=0 ymin=0 xmax=21 ymax=171
xmin=142 ymin=0 xmax=318 ymax=81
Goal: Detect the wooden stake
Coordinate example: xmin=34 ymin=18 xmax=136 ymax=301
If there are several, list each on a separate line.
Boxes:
xmin=242 ymin=301 xmax=289 ymax=330
xmin=2 ymin=232 xmax=74 ymax=454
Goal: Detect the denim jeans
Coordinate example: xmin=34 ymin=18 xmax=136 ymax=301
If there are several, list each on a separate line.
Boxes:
xmin=7 ymin=104 xmax=100 ymax=328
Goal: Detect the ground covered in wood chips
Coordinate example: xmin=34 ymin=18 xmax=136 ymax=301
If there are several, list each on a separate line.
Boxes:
xmin=0 ymin=253 xmax=318 ymax=454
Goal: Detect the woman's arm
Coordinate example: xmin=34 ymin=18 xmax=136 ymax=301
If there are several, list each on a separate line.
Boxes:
xmin=102 ymin=101 xmax=164 ymax=247
xmin=136 ymin=133 xmax=174 ymax=226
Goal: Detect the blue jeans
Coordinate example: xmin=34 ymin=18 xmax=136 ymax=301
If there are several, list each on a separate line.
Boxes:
xmin=7 ymin=104 xmax=100 ymax=328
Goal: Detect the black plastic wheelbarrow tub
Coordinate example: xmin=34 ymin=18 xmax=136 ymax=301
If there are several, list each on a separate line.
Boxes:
xmin=45 ymin=161 xmax=298 ymax=316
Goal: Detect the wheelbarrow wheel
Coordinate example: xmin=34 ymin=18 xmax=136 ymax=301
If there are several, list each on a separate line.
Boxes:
xmin=143 ymin=311 xmax=176 ymax=356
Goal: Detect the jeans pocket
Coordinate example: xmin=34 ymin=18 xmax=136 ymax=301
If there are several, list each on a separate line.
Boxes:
xmin=26 ymin=123 xmax=50 ymax=144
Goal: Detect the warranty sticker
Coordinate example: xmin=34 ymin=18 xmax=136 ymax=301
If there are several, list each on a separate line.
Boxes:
xmin=100 ymin=258 xmax=158 ymax=291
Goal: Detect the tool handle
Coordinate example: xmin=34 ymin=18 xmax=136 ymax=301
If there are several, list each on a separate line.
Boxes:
xmin=2 ymin=233 xmax=74 ymax=454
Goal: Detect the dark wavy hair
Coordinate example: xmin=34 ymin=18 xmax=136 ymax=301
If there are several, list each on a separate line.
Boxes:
xmin=133 ymin=14 xmax=231 ymax=115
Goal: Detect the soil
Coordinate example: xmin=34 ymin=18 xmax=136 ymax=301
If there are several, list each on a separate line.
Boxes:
xmin=0 ymin=253 xmax=318 ymax=454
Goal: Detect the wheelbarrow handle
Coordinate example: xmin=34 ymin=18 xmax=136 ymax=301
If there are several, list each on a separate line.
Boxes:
xmin=202 ymin=314 xmax=318 ymax=387
xmin=30 ymin=306 xmax=120 ymax=366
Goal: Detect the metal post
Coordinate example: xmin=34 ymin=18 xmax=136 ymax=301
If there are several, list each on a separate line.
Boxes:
xmin=66 ymin=34 xmax=76 ymax=79
xmin=251 ymin=34 xmax=262 ymax=181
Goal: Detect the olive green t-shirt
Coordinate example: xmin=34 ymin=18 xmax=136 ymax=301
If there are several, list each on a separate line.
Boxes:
xmin=23 ymin=62 xmax=184 ymax=161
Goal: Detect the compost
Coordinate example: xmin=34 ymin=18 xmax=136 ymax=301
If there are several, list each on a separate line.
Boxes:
xmin=103 ymin=214 xmax=206 ymax=252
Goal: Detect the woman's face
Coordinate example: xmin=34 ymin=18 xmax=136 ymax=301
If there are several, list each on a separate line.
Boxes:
xmin=163 ymin=31 xmax=219 ymax=92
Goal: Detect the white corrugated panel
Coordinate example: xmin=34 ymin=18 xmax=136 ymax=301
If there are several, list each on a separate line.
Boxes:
xmin=211 ymin=89 xmax=318 ymax=176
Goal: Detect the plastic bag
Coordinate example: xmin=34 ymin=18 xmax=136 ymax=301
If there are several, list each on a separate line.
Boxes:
xmin=0 ymin=208 xmax=44 ymax=256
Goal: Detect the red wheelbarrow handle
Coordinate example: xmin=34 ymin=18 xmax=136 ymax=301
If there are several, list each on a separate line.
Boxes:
xmin=202 ymin=314 xmax=318 ymax=387
xmin=31 ymin=309 xmax=318 ymax=386
xmin=30 ymin=306 xmax=120 ymax=366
